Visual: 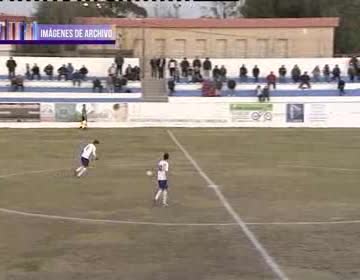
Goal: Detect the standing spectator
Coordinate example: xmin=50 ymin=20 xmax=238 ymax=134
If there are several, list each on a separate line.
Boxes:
xmin=332 ymin=65 xmax=341 ymax=81
xmin=312 ymin=66 xmax=321 ymax=82
xmin=25 ymin=63 xmax=31 ymax=80
xmin=150 ymin=57 xmax=158 ymax=78
xmin=11 ymin=75 xmax=24 ymax=92
xmin=133 ymin=66 xmax=141 ymax=81
xmin=180 ymin=57 xmax=190 ymax=78
xmin=92 ymin=78 xmax=103 ymax=93
xmin=192 ymin=56 xmax=201 ymax=69
xmin=72 ymin=70 xmax=82 ymax=87
xmin=157 ymin=57 xmax=166 ymax=79
xmin=212 ymin=65 xmax=221 ymax=81
xmin=106 ymin=75 xmax=115 ymax=93
xmin=291 ymin=65 xmax=301 ymax=83
xmin=174 ymin=66 xmax=180 ymax=83
xmin=108 ymin=63 xmax=117 ymax=77
xmin=338 ymin=79 xmax=346 ymax=96
xmin=57 ymin=64 xmax=68 ymax=81
xmin=67 ymin=63 xmax=74 ymax=80
xmin=227 ymin=79 xmax=236 ymax=96
xmin=219 ymin=65 xmax=227 ymax=82
xmin=79 ymin=65 xmax=88 ymax=80
xmin=256 ymin=85 xmax=263 ymax=102
xmin=168 ymin=58 xmax=177 ymax=78
xmin=323 ymin=64 xmax=330 ymax=82
xmin=266 ymin=71 xmax=277 ymax=89
xmin=203 ymin=57 xmax=212 ymax=78
xmin=252 ymin=65 xmax=260 ymax=83
xmin=192 ymin=66 xmax=203 ymax=83
xmin=239 ymin=64 xmax=248 ymax=82
xmin=349 ymin=56 xmax=358 ymax=68
xmin=348 ymin=64 xmax=356 ymax=82
xmin=124 ymin=64 xmax=133 ymax=80
xmin=6 ymin=56 xmax=17 ymax=79
xmin=44 ymin=64 xmax=54 ymax=80
xmin=31 ymin=63 xmax=41 ymax=80
xmin=115 ymin=54 xmax=124 ymax=76
xmin=278 ymin=65 xmax=287 ymax=83
xmin=299 ymin=72 xmax=311 ymax=89
xmin=168 ymin=78 xmax=175 ymax=95
xmin=262 ymin=86 xmax=270 ymax=102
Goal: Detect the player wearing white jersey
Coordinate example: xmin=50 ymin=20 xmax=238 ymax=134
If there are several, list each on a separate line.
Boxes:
xmin=154 ymin=153 xmax=170 ymax=206
xmin=74 ymin=140 xmax=99 ymax=177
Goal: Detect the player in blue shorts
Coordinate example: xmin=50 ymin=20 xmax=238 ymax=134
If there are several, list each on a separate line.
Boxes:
xmin=154 ymin=153 xmax=170 ymax=206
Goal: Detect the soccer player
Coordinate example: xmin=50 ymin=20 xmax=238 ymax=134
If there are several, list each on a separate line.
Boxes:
xmin=154 ymin=153 xmax=170 ymax=206
xmin=74 ymin=140 xmax=99 ymax=177
xmin=79 ymin=104 xmax=87 ymax=129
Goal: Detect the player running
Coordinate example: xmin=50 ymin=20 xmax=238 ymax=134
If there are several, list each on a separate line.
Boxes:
xmin=154 ymin=153 xmax=170 ymax=206
xmin=74 ymin=140 xmax=99 ymax=177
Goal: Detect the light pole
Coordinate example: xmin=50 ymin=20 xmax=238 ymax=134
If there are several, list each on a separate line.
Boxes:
xmin=141 ymin=19 xmax=146 ymax=79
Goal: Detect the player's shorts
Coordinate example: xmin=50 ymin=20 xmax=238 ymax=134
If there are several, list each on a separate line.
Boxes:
xmin=81 ymin=157 xmax=90 ymax=167
xmin=158 ymin=180 xmax=168 ymax=190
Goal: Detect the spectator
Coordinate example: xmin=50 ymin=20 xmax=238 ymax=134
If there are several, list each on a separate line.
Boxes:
xmin=212 ymin=65 xmax=221 ymax=81
xmin=92 ymin=78 xmax=103 ymax=93
xmin=108 ymin=63 xmax=117 ymax=77
xmin=338 ymin=79 xmax=346 ymax=96
xmin=115 ymin=54 xmax=124 ymax=76
xmin=256 ymin=85 xmax=263 ymax=102
xmin=202 ymin=80 xmax=218 ymax=97
xmin=278 ymin=65 xmax=287 ymax=82
xmin=168 ymin=78 xmax=175 ymax=95
xmin=57 ymin=64 xmax=68 ymax=81
xmin=157 ymin=57 xmax=166 ymax=79
xmin=266 ymin=71 xmax=277 ymax=89
xmin=299 ymin=72 xmax=311 ymax=89
xmin=168 ymin=58 xmax=177 ymax=78
xmin=72 ymin=70 xmax=82 ymax=87
xmin=25 ymin=63 xmax=31 ymax=80
xmin=214 ymin=79 xmax=223 ymax=96
xmin=113 ymin=76 xmax=123 ymax=93
xmin=239 ymin=64 xmax=248 ymax=82
xmin=332 ymin=65 xmax=341 ymax=81
xmin=262 ymin=86 xmax=270 ymax=102
xmin=349 ymin=56 xmax=358 ymax=67
xmin=124 ymin=64 xmax=133 ymax=80
xmin=11 ymin=75 xmax=24 ymax=92
xmin=6 ymin=56 xmax=17 ymax=79
xmin=252 ymin=65 xmax=260 ymax=83
xmin=174 ymin=66 xmax=180 ymax=83
xmin=180 ymin=57 xmax=190 ymax=78
xmin=227 ymin=79 xmax=236 ymax=96
xmin=312 ymin=66 xmax=321 ymax=82
xmin=219 ymin=65 xmax=227 ymax=82
xmin=192 ymin=56 xmax=201 ymax=69
xmin=348 ymin=64 xmax=356 ymax=82
xmin=187 ymin=67 xmax=193 ymax=83
xmin=44 ymin=64 xmax=54 ymax=80
xmin=150 ymin=57 xmax=157 ymax=78
xmin=323 ymin=64 xmax=330 ymax=82
xmin=67 ymin=63 xmax=74 ymax=80
xmin=291 ymin=65 xmax=301 ymax=83
xmin=203 ymin=58 xmax=212 ymax=78
xmin=79 ymin=65 xmax=88 ymax=80
xmin=133 ymin=66 xmax=141 ymax=81
xmin=192 ymin=66 xmax=203 ymax=83
xmin=31 ymin=64 xmax=41 ymax=80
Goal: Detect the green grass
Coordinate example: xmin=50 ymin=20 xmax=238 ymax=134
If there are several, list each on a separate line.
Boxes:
xmin=1 ymin=128 xmax=360 ymax=279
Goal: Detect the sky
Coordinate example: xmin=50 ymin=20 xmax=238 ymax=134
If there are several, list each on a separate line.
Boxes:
xmin=0 ymin=1 xmax=209 ymax=18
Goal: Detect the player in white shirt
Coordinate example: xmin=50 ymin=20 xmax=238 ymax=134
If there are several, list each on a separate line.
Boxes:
xmin=154 ymin=153 xmax=170 ymax=206
xmin=74 ymin=140 xmax=99 ymax=177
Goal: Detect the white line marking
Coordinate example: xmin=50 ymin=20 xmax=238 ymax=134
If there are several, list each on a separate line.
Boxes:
xmin=0 ymin=168 xmax=69 ymax=179
xmin=247 ymin=220 xmax=360 ymax=225
xmin=167 ymin=130 xmax=289 ymax=280
xmin=279 ymin=164 xmax=358 ymax=172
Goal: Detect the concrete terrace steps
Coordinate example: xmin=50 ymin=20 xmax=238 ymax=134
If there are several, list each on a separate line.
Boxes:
xmin=142 ymin=78 xmax=168 ymax=102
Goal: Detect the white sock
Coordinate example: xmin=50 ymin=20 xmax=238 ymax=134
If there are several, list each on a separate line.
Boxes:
xmin=163 ymin=190 xmax=168 ymax=205
xmin=77 ymin=167 xmax=87 ymax=177
xmin=76 ymin=166 xmax=84 ymax=173
xmin=155 ymin=189 xmax=162 ymax=201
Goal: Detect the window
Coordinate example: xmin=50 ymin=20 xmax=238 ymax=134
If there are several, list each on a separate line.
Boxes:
xmin=274 ymin=39 xmax=289 ymax=58
xmin=195 ymin=39 xmax=207 ymax=57
xmin=215 ymin=39 xmax=227 ymax=58
xmin=257 ymin=39 xmax=269 ymax=58
xmin=235 ymin=39 xmax=248 ymax=58
xmin=133 ymin=39 xmax=143 ymax=57
xmin=173 ymin=39 xmax=186 ymax=57
xmin=154 ymin=39 xmax=166 ymax=56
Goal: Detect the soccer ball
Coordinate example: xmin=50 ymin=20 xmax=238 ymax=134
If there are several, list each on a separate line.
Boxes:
xmin=146 ymin=170 xmax=153 ymax=177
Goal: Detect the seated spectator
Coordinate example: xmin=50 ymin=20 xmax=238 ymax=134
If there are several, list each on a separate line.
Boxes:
xmin=227 ymin=79 xmax=236 ymax=96
xmin=256 ymin=85 xmax=263 ymax=102
xmin=92 ymin=78 xmax=103 ymax=93
xmin=215 ymin=80 xmax=223 ymax=96
xmin=168 ymin=78 xmax=175 ymax=95
xmin=57 ymin=64 xmax=68 ymax=81
xmin=31 ymin=63 xmax=41 ymax=80
xmin=252 ymin=65 xmax=260 ymax=82
xmin=212 ymin=65 xmax=221 ymax=81
xmin=124 ymin=64 xmax=133 ymax=80
xmin=203 ymin=58 xmax=212 ymax=78
xmin=11 ymin=75 xmax=24 ymax=92
xmin=219 ymin=65 xmax=227 ymax=82
xmin=239 ymin=64 xmax=248 ymax=82
xmin=348 ymin=64 xmax=356 ymax=82
xmin=262 ymin=86 xmax=270 ymax=102
xmin=266 ymin=71 xmax=277 ymax=89
xmin=338 ymin=79 xmax=346 ymax=96
xmin=44 ymin=64 xmax=54 ymax=80
xmin=67 ymin=63 xmax=74 ymax=80
xmin=299 ymin=72 xmax=311 ymax=89
xmin=72 ymin=70 xmax=82 ymax=86
xmin=291 ymin=65 xmax=301 ymax=83
xmin=180 ymin=57 xmax=190 ymax=78
xmin=108 ymin=63 xmax=117 ymax=77
xmin=278 ymin=65 xmax=287 ymax=82
xmin=332 ymin=65 xmax=341 ymax=81
xmin=202 ymin=80 xmax=218 ymax=97
xmin=312 ymin=66 xmax=321 ymax=82
xmin=25 ymin=63 xmax=31 ymax=80
xmin=133 ymin=66 xmax=141 ymax=81
xmin=187 ymin=67 xmax=193 ymax=83
xmin=79 ymin=65 xmax=88 ymax=80
xmin=106 ymin=75 xmax=115 ymax=93
xmin=113 ymin=76 xmax=123 ymax=92
xmin=192 ymin=66 xmax=203 ymax=83
xmin=323 ymin=64 xmax=330 ymax=82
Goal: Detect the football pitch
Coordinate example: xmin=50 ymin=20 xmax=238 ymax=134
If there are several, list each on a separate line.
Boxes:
xmin=1 ymin=128 xmax=360 ymax=280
